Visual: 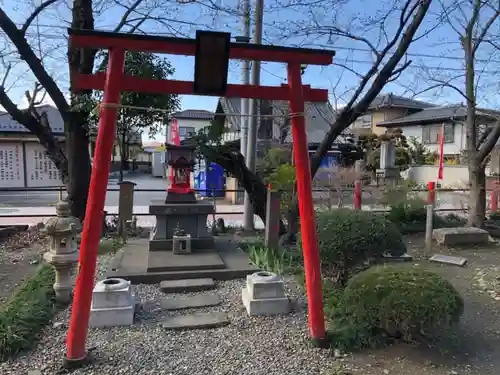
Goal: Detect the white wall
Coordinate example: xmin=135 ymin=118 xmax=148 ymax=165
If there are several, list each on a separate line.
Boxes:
xmin=0 ymin=141 xmax=63 ymax=188
xmin=401 ymin=122 xmax=466 ymax=155
xmin=405 ymin=165 xmax=491 ymax=187
xmin=0 ymin=142 xmax=24 ymax=188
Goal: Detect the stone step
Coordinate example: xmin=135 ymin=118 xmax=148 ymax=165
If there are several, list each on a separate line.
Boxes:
xmin=161 ymin=312 xmax=229 ymax=330
xmin=161 ymin=294 xmax=221 ymax=310
xmin=159 ymin=278 xmax=215 ymax=293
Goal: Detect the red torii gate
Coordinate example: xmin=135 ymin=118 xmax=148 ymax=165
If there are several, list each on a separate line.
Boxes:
xmin=65 ymin=28 xmax=335 ymax=367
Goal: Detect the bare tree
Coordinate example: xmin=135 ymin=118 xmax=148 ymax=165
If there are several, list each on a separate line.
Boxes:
xmin=0 ymin=0 xmax=207 ymax=219
xmin=411 ymin=0 xmax=500 ymax=227
xmin=277 ymin=0 xmax=434 ymax=241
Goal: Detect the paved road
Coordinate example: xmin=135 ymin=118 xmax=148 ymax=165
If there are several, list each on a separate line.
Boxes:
xmin=0 ymin=172 xmax=470 ymax=209
xmin=0 ymin=173 xmax=170 ymax=207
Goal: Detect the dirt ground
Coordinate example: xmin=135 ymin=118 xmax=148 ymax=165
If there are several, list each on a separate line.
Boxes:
xmin=334 ymin=234 xmax=500 ymax=375
xmin=0 ymin=229 xmax=46 ymax=304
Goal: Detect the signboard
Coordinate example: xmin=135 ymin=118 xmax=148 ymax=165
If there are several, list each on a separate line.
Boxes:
xmin=25 ymin=143 xmax=64 ymax=187
xmin=0 ymin=142 xmax=24 ymax=188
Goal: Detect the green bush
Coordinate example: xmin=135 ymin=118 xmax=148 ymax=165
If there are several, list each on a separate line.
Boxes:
xmin=299 ymin=209 xmax=406 ymax=286
xmin=264 ymin=163 xmax=296 ymax=215
xmin=0 ymin=263 xmax=56 ymax=361
xmin=387 ymin=198 xmax=466 ymax=233
xmin=328 ymin=266 xmax=464 ymax=349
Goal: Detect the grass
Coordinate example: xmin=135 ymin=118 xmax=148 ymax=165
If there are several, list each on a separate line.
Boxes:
xmin=0 ymin=263 xmax=57 ymax=361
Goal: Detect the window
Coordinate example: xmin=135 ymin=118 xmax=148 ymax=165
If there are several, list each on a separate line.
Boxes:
xmin=178 ymin=127 xmax=196 ymax=138
xmin=354 ymin=113 xmax=372 ymax=128
xmin=422 ymin=124 xmax=454 ymax=144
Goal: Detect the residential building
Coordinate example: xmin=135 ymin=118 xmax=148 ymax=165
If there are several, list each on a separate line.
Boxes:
xmin=376 ymin=104 xmax=500 ymax=157
xmin=170 ymin=109 xmax=214 ymax=142
xmin=0 ymin=104 xmax=65 ymax=188
xmin=213 ymin=97 xmax=353 ymax=154
xmin=351 ymin=93 xmax=435 ymax=135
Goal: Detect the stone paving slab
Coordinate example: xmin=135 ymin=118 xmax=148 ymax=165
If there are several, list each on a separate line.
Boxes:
xmin=106 ymin=238 xmax=259 ymax=283
xmin=433 ymin=227 xmax=490 ymax=246
xmin=160 ymin=278 xmax=215 ymax=293
xmin=147 ymin=251 xmax=225 ymax=272
xmin=160 ymin=294 xmax=221 ymax=310
xmin=161 ymin=312 xmax=229 ymax=330
xmin=430 ymin=254 xmax=468 ymax=267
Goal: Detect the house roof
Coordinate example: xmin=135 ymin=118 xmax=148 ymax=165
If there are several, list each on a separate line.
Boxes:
xmin=368 ymin=93 xmax=435 ymax=110
xmin=172 ymin=109 xmax=214 ymax=120
xmin=0 ymin=104 xmax=65 ymax=134
xmin=216 ymin=97 xmax=347 ymax=144
xmin=377 ymin=104 xmax=500 ymax=127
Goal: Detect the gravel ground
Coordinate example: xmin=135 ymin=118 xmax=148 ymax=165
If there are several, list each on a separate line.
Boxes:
xmin=0 ymin=254 xmax=340 ymax=375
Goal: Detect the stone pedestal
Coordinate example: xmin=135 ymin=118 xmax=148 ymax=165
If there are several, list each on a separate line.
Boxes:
xmin=89 ymin=278 xmax=135 ymax=328
xmin=242 ymin=271 xmax=291 ymax=316
xmin=149 ymin=200 xmax=215 ymax=251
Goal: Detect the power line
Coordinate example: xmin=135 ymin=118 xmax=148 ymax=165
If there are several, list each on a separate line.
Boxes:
xmin=13 ymin=24 xmax=500 ymax=64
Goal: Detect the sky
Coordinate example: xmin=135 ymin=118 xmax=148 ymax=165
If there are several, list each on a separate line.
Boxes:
xmin=1 ymin=0 xmax=500 ymax=141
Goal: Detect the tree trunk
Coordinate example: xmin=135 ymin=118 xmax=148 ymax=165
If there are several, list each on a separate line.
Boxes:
xmin=66 ymin=111 xmax=91 ymax=220
xmin=468 ymin=163 xmax=486 ymax=228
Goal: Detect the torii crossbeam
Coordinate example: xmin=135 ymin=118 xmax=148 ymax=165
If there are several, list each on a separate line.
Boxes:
xmin=64 ymin=28 xmax=335 ymax=367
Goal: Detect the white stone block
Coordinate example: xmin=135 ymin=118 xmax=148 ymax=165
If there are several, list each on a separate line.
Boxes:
xmin=89 ymin=304 xmax=135 ymax=328
xmin=92 ymin=278 xmax=134 ymax=309
xmin=246 ymin=271 xmax=285 ymax=300
xmin=242 ymin=288 xmax=290 ymax=316
xmin=242 ymin=271 xmax=291 ymax=316
xmin=90 ymin=278 xmax=135 ymax=328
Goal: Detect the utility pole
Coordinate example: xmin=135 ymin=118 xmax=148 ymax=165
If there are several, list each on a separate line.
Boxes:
xmin=237 ymin=0 xmax=251 ymax=159
xmin=243 ymin=0 xmax=264 ymax=230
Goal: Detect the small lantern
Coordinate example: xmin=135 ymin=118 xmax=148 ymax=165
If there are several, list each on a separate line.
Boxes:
xmin=165 ymin=144 xmax=197 ymax=203
xmin=41 ymin=201 xmax=81 ymax=303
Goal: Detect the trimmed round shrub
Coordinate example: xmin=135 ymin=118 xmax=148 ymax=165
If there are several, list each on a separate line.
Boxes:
xmin=299 ymin=209 xmax=406 ymax=286
xmin=338 ymin=266 xmax=464 ymax=345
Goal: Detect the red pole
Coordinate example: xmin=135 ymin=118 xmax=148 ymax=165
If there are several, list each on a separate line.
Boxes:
xmin=64 ymin=48 xmax=125 ymax=367
xmin=427 ymin=181 xmax=436 ymax=205
xmin=491 ymin=191 xmax=498 ymax=212
xmin=354 ymin=181 xmax=362 ymax=209
xmin=287 ymin=62 xmax=326 ymax=342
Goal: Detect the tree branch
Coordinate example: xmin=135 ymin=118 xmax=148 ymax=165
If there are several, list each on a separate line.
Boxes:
xmin=0 ymin=8 xmax=69 ymax=118
xmin=476 ymin=121 xmax=500 ymax=163
xmin=21 ymin=0 xmax=60 ymax=35
xmin=472 ymin=5 xmax=500 ymax=55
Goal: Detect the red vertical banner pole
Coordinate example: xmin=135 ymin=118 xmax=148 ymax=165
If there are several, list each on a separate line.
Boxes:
xmin=354 ymin=182 xmax=362 ymax=209
xmin=64 ymin=48 xmax=125 ymax=367
xmin=287 ymin=62 xmax=326 ymax=342
xmin=491 ymin=182 xmax=498 ymax=212
xmin=427 ymin=181 xmax=436 ymax=205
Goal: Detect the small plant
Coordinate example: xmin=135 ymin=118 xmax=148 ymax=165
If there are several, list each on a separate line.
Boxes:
xmin=298 ymin=209 xmax=406 ymax=286
xmin=173 ymin=222 xmax=187 ymax=236
xmin=0 ymin=263 xmax=57 ymax=360
xmin=242 ymin=241 xmax=302 ymax=275
xmin=327 ymin=266 xmax=464 ymax=350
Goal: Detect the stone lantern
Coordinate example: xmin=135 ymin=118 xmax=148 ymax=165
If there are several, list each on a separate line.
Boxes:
xmin=42 ymin=200 xmax=81 ymax=303
xmin=165 ymin=144 xmax=197 ymax=203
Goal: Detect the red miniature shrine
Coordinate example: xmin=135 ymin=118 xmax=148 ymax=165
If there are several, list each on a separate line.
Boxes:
xmin=164 ymin=144 xmax=196 ymax=203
